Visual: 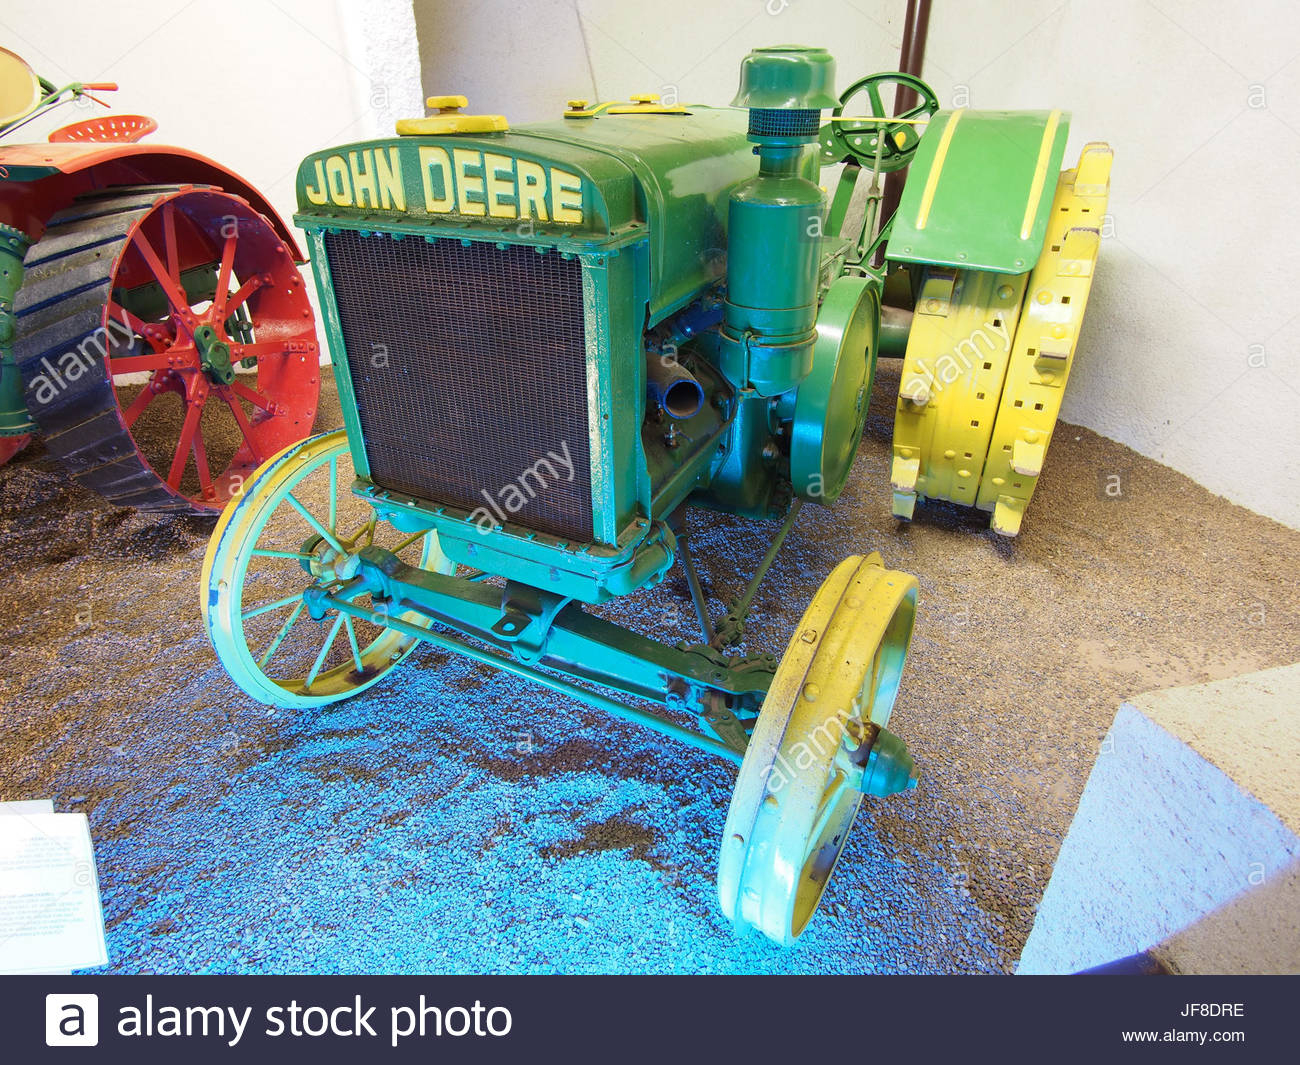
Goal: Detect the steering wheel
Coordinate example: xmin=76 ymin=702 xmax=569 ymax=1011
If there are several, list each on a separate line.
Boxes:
xmin=819 ymin=72 xmax=939 ymax=172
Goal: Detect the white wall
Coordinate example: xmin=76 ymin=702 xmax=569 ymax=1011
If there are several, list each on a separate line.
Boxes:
xmin=1 ymin=0 xmax=421 ymax=240
xmin=414 ymin=0 xmax=1300 ymax=530
xmin=920 ymin=0 xmax=1300 ymax=530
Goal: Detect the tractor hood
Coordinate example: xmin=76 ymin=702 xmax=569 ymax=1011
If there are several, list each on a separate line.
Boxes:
xmin=294 ymin=106 xmax=758 ymax=321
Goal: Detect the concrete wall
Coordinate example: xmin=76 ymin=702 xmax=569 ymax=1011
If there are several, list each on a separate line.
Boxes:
xmin=1019 ymin=664 xmax=1300 ymax=974
xmin=413 ymin=0 xmax=1300 ymax=529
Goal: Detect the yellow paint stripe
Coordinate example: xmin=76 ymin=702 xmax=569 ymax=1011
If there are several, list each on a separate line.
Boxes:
xmin=914 ymin=108 xmax=964 ymax=231
xmin=1019 ymin=109 xmax=1062 ymax=240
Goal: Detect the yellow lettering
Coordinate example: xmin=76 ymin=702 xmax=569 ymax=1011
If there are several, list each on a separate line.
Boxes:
xmin=325 ymin=156 xmax=352 ymax=207
xmin=483 ymin=153 xmax=518 ymax=219
xmin=516 ymin=160 xmax=548 ymax=222
xmin=374 ymin=147 xmax=406 ymax=211
xmin=348 ymin=150 xmax=379 ymax=208
xmin=454 ymin=149 xmax=486 ymax=216
xmin=419 ymin=146 xmax=454 ymax=213
xmin=303 ymin=159 xmax=328 ymax=205
xmin=552 ymin=168 xmax=583 ymax=224
xmin=315 ymin=148 xmax=582 ymax=222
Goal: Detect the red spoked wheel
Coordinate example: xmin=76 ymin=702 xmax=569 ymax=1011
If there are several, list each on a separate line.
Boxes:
xmin=13 ymin=184 xmax=319 ymax=514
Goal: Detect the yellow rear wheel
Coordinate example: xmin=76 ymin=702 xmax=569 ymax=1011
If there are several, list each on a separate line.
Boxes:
xmin=978 ymin=143 xmax=1113 ymax=535
xmin=891 ymin=142 xmax=1113 ymax=535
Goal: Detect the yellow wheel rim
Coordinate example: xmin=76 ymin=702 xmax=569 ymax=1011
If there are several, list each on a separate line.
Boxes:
xmin=718 ymin=553 xmax=918 ymax=945
xmin=891 ymin=268 xmax=1030 ymax=516
xmin=201 ymin=430 xmax=454 ymax=709
xmin=977 ymin=142 xmax=1114 ymax=536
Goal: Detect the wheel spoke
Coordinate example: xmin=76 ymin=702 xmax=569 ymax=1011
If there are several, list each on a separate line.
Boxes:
xmin=258 ymin=600 xmax=305 ymax=670
xmin=229 ymin=379 xmax=274 ymax=413
xmin=340 ymin=514 xmax=376 ymax=549
xmin=161 ymin=202 xmax=180 ymax=283
xmin=214 ymin=234 xmax=237 ymax=318
xmin=806 ymin=770 xmax=851 ymax=861
xmin=242 ymin=591 xmax=303 ymax=622
xmin=251 ymin=548 xmax=313 ymax=560
xmin=285 ymin=492 xmax=346 ymax=553
xmin=192 ymin=417 xmax=214 ymax=497
xmin=166 ymin=400 xmax=202 ymax=489
xmin=107 ymin=300 xmax=152 ymax=339
xmin=218 ymin=389 xmax=265 ymax=466
xmin=231 ymin=339 xmax=291 ymax=362
xmin=121 ymin=385 xmax=156 ymax=429
xmin=130 ymin=229 xmax=191 ymax=321
xmin=305 ymin=613 xmax=346 ymax=690
xmin=866 ymin=82 xmax=885 ymax=119
xmin=328 ymin=456 xmax=337 ymax=532
xmin=225 ymin=275 xmax=265 ymax=314
xmin=107 ymin=351 xmax=179 ymax=375
xmin=342 ymin=616 xmax=364 ymax=673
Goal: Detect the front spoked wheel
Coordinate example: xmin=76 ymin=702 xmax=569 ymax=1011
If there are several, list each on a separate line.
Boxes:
xmin=201 ymin=430 xmax=453 ymax=708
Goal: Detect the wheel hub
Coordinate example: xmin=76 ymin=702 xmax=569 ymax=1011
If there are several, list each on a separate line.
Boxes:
xmin=194 ymin=322 xmax=236 ymax=386
xmin=301 ymin=534 xmax=360 ymax=583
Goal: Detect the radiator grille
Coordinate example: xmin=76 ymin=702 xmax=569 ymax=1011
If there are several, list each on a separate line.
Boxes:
xmin=323 ymin=230 xmax=594 ymax=542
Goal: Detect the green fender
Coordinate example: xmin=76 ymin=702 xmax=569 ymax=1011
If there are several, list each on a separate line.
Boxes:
xmin=887 ymin=108 xmax=1071 ymax=274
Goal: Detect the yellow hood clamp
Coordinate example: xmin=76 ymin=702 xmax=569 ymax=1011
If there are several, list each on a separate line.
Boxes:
xmin=396 ymin=95 xmax=508 ymax=136
xmin=564 ymin=94 xmax=688 ymax=119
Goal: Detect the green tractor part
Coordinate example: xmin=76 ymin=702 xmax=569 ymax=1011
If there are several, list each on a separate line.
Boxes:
xmin=719 ymin=46 xmax=836 ymax=399
xmin=204 ymin=44 xmax=1109 ymax=943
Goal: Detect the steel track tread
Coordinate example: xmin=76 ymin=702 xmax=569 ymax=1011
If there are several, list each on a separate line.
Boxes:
xmin=976 ymin=143 xmax=1113 ymax=536
xmin=12 ymin=186 xmax=202 ymax=514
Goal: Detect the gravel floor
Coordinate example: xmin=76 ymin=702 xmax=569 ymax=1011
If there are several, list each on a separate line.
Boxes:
xmin=1 ymin=361 xmax=1297 ymax=974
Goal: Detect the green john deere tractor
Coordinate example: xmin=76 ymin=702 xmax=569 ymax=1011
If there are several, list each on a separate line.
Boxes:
xmin=202 ymin=45 xmax=1111 ymax=945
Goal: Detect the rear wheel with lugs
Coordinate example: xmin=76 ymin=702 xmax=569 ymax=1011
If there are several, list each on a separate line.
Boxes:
xmin=889 ymin=143 xmax=1113 ymax=536
xmin=12 ymin=184 xmax=319 ymax=514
